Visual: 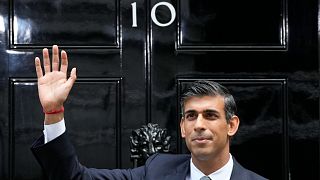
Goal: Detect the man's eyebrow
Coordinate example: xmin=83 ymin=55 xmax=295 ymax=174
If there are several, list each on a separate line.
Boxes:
xmin=183 ymin=109 xmax=220 ymax=114
xmin=184 ymin=110 xmax=197 ymax=114
xmin=203 ymin=109 xmax=219 ymax=114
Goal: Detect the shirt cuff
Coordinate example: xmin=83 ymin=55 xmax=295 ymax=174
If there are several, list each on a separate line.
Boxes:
xmin=43 ymin=118 xmax=66 ymax=144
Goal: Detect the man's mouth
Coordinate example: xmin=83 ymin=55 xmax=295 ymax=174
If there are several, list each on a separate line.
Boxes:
xmin=192 ymin=136 xmax=212 ymax=143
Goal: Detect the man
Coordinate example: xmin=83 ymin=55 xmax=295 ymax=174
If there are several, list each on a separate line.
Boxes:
xmin=31 ymin=45 xmax=267 ymax=180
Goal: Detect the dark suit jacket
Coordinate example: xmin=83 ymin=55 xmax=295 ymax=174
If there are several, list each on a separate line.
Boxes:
xmin=31 ymin=132 xmax=267 ymax=180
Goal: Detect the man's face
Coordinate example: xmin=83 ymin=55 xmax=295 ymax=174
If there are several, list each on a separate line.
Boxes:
xmin=180 ymin=95 xmax=238 ymax=161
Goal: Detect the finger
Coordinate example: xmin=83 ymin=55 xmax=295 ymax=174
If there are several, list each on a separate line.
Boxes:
xmin=35 ymin=57 xmax=43 ymax=78
xmin=52 ymin=45 xmax=60 ymax=71
xmin=42 ymin=48 xmax=50 ymax=74
xmin=60 ymin=50 xmax=68 ymax=74
xmin=66 ymin=68 xmax=77 ymax=90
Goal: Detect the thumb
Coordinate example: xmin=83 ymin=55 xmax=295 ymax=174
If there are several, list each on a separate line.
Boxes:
xmin=66 ymin=68 xmax=77 ymax=89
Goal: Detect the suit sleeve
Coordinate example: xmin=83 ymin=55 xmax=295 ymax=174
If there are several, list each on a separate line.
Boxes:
xmin=31 ymin=132 xmax=145 ymax=180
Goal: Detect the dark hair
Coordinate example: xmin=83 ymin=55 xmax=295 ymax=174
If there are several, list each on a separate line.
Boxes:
xmin=180 ymin=80 xmax=237 ymax=122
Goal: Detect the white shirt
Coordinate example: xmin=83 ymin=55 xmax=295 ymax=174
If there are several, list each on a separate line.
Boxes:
xmin=186 ymin=154 xmax=233 ymax=180
xmin=44 ymin=120 xmax=234 ymax=180
xmin=43 ymin=119 xmax=66 ymax=143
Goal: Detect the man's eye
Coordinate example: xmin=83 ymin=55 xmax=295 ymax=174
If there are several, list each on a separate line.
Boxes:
xmin=185 ymin=113 xmax=196 ymax=120
xmin=204 ymin=112 xmax=218 ymax=120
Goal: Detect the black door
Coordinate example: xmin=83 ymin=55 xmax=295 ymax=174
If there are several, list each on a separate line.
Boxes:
xmin=0 ymin=0 xmax=318 ymax=179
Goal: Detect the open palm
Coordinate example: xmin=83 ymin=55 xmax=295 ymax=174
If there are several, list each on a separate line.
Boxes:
xmin=35 ymin=45 xmax=76 ymax=112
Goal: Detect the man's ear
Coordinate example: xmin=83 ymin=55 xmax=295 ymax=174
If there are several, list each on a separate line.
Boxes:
xmin=228 ymin=115 xmax=240 ymax=136
xmin=180 ymin=118 xmax=186 ymax=138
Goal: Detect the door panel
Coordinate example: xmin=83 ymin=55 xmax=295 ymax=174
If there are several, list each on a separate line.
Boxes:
xmin=12 ymin=0 xmax=119 ymax=47
xmin=0 ymin=0 xmax=318 ymax=179
xmin=177 ymin=79 xmax=288 ymax=179
xmin=178 ymin=0 xmax=285 ymax=49
xmin=2 ymin=0 xmax=147 ymax=179
xmin=10 ymin=79 xmax=43 ymax=179
xmin=150 ymin=0 xmax=318 ymax=180
xmin=10 ymin=78 xmax=121 ymax=179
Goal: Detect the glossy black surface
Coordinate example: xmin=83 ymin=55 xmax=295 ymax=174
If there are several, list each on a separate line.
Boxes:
xmin=0 ymin=0 xmax=318 ymax=179
xmin=12 ymin=0 xmax=119 ymax=47
xmin=178 ymin=0 xmax=285 ymax=49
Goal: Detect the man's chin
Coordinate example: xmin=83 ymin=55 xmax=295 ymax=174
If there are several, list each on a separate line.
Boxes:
xmin=192 ymin=150 xmax=212 ymax=161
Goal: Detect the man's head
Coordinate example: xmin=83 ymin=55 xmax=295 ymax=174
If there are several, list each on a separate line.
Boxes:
xmin=180 ymin=80 xmax=240 ymax=167
xmin=180 ymin=80 xmax=237 ymax=122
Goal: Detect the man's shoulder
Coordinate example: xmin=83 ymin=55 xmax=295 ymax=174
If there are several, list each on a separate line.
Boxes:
xmin=142 ymin=153 xmax=190 ymax=178
xmin=232 ymin=157 xmax=268 ymax=180
xmin=238 ymin=168 xmax=268 ymax=180
xmin=144 ymin=153 xmax=190 ymax=171
xmin=146 ymin=153 xmax=190 ymax=164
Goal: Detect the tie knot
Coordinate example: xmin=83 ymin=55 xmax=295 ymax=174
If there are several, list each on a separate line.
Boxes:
xmin=200 ymin=176 xmax=212 ymax=180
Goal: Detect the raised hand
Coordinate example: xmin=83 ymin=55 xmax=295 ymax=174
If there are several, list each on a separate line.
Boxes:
xmin=35 ymin=45 xmax=77 ymax=123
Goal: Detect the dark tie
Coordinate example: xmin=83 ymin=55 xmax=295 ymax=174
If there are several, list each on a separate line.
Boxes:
xmin=200 ymin=176 xmax=212 ymax=180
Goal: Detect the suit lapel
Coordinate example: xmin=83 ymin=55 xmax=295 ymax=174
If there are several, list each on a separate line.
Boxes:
xmin=163 ymin=158 xmax=190 ymax=180
xmin=230 ymin=157 xmax=245 ymax=180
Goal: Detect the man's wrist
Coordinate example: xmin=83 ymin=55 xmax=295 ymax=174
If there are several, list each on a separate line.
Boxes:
xmin=44 ymin=113 xmax=64 ymax=125
xmin=44 ymin=106 xmax=64 ymax=114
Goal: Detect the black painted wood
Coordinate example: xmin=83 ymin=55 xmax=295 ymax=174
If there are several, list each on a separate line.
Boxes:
xmin=177 ymin=0 xmax=287 ymax=50
xmin=0 ymin=0 xmax=318 ymax=179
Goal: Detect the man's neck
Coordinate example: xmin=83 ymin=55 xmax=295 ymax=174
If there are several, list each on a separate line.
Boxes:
xmin=191 ymin=152 xmax=230 ymax=175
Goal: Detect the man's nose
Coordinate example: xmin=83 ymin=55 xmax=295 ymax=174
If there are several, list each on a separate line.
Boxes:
xmin=194 ymin=114 xmax=206 ymax=131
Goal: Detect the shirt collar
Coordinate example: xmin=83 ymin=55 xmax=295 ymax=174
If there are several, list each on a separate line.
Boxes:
xmin=189 ymin=154 xmax=233 ymax=180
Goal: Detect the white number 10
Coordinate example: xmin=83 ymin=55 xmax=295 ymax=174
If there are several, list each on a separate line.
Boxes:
xmin=131 ymin=2 xmax=176 ymax=27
